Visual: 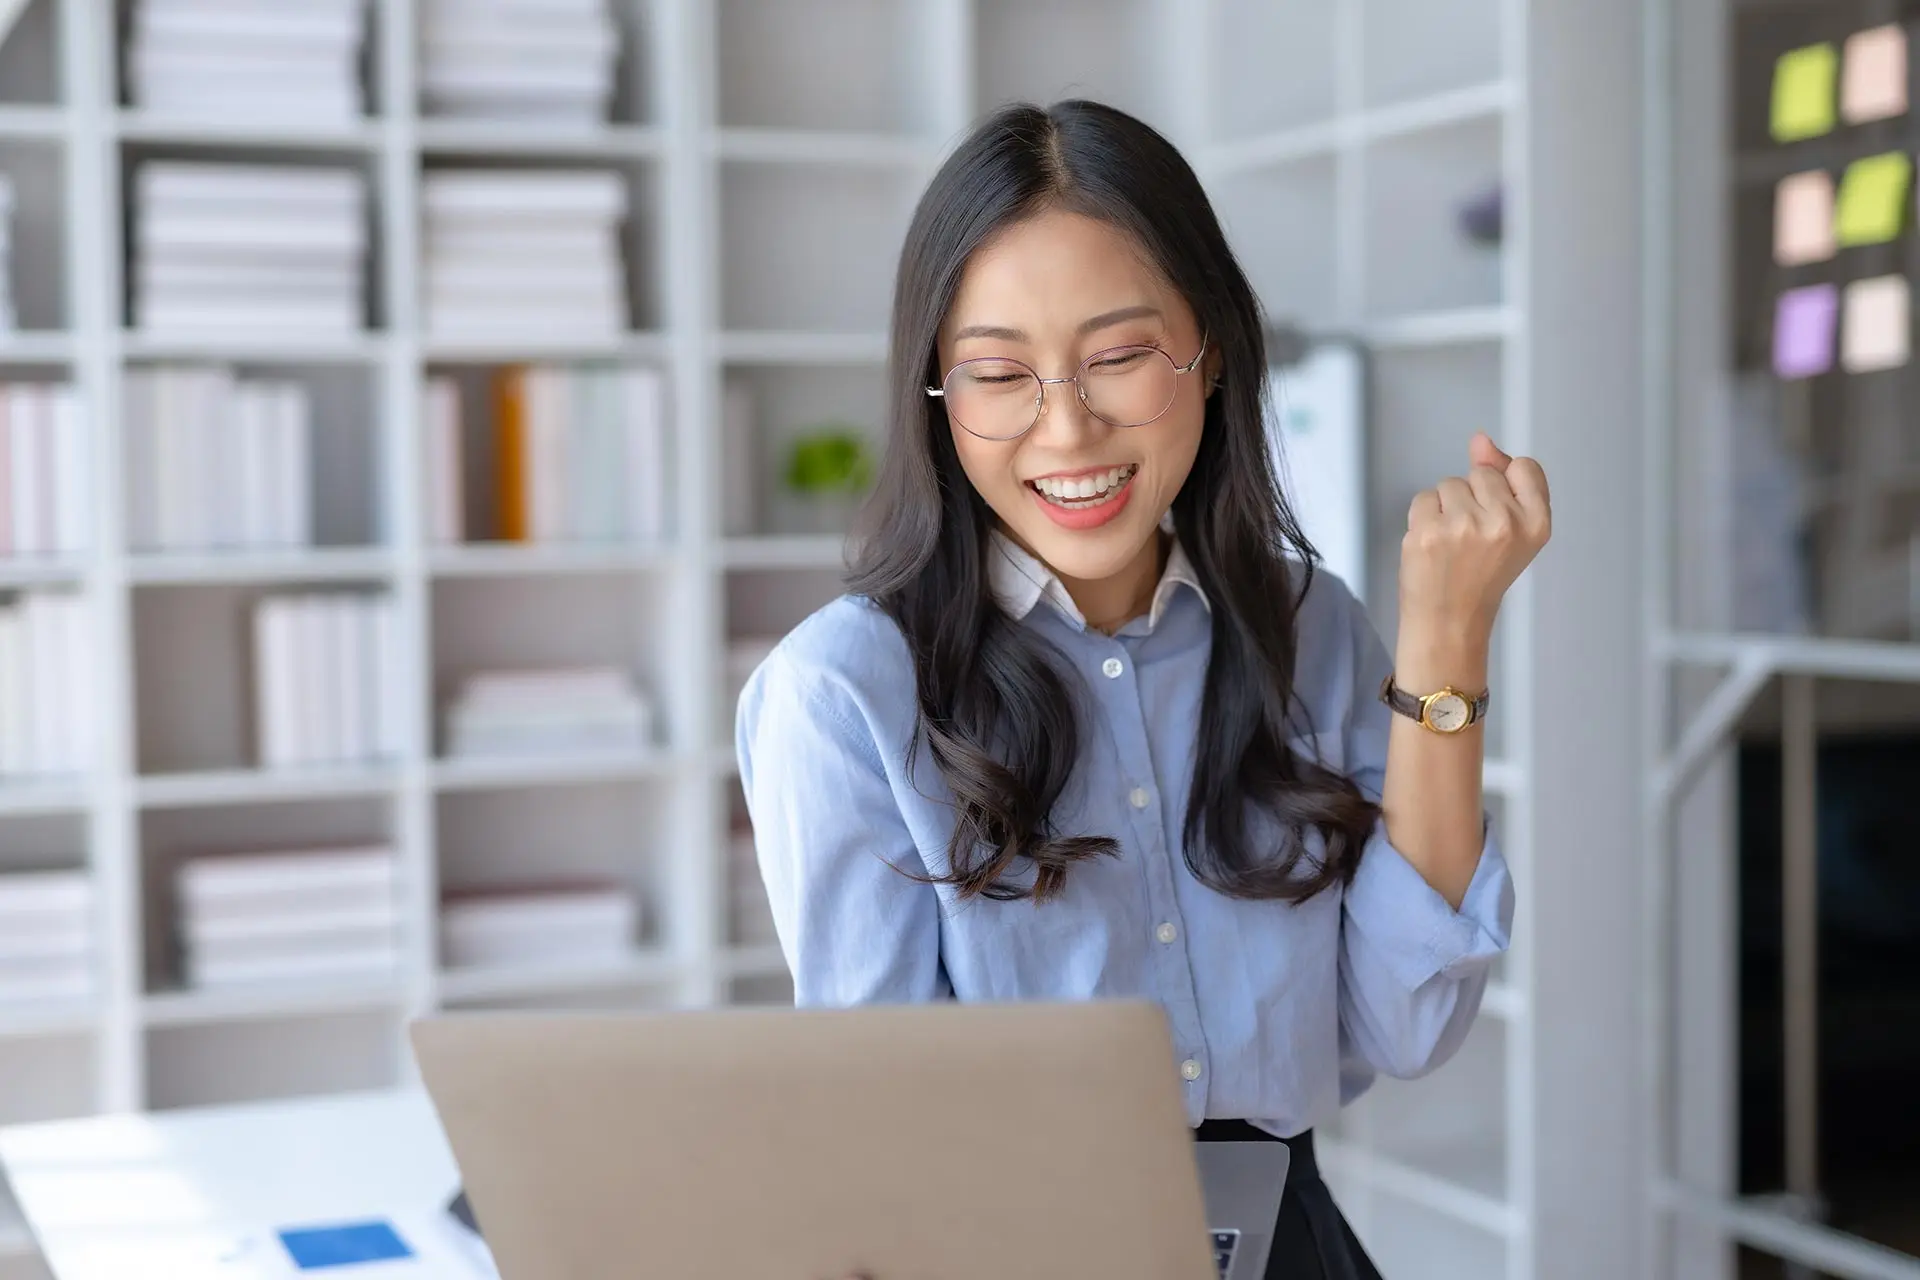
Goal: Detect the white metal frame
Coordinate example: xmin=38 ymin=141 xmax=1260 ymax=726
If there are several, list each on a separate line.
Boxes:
xmin=1640 ymin=0 xmax=1920 ymax=1274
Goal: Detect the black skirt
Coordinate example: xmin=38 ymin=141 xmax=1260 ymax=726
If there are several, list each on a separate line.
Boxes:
xmin=1193 ymin=1121 xmax=1384 ymax=1280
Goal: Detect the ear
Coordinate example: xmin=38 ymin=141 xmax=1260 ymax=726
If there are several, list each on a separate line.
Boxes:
xmin=1203 ymin=345 xmax=1224 ymax=395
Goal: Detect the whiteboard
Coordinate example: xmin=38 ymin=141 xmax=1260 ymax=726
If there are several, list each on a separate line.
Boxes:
xmin=1266 ymin=340 xmax=1367 ymax=600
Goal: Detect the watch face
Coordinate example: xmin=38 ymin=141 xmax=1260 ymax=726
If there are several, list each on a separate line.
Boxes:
xmin=1425 ymin=692 xmax=1471 ymax=733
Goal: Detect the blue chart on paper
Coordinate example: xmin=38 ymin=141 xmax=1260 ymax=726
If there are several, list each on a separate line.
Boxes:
xmin=278 ymin=1220 xmax=415 ymax=1269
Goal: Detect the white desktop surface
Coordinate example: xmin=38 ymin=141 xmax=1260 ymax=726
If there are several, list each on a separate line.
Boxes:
xmin=0 ymin=1089 xmax=489 ymax=1279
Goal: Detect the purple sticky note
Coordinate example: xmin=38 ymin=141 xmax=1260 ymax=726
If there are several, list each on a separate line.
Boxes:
xmin=1774 ymin=283 xmax=1839 ymax=378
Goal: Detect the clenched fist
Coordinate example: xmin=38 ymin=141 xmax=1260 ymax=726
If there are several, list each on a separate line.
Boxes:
xmin=1399 ymin=432 xmax=1551 ymax=643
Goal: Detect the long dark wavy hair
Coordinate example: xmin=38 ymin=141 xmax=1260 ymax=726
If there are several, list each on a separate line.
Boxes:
xmin=848 ymin=99 xmax=1379 ymax=905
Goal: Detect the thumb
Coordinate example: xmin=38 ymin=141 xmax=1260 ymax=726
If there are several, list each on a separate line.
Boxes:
xmin=1469 ymin=431 xmax=1512 ymax=471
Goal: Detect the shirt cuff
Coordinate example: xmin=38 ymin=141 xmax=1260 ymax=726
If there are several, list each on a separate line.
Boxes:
xmin=1344 ymin=813 xmax=1514 ymax=992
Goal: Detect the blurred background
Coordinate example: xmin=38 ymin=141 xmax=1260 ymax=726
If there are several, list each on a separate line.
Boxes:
xmin=0 ymin=1 xmax=1911 ymax=1278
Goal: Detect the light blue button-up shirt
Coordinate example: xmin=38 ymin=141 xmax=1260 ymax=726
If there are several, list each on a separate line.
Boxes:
xmin=735 ymin=532 xmax=1513 ymax=1134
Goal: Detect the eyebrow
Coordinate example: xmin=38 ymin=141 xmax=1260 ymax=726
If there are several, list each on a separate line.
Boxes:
xmin=951 ymin=304 xmax=1164 ymax=343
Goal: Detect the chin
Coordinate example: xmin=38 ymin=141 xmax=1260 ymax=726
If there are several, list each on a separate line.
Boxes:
xmin=1007 ymin=510 xmax=1156 ymax=584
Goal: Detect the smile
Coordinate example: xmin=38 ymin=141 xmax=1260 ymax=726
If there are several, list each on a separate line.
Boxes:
xmin=1027 ymin=463 xmax=1138 ymax=507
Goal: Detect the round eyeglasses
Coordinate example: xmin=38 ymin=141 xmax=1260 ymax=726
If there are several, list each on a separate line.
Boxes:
xmin=926 ymin=337 xmax=1209 ymax=441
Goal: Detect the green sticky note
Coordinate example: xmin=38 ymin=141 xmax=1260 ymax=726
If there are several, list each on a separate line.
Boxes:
xmin=1772 ymin=43 xmax=1838 ymax=142
xmin=1834 ymin=151 xmax=1911 ymax=246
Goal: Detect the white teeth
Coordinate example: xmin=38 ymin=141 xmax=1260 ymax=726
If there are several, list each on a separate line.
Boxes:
xmin=1031 ymin=464 xmax=1136 ymax=505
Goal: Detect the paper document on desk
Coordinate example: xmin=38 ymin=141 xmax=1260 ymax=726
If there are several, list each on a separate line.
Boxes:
xmin=46 ymin=1211 xmax=493 ymax=1278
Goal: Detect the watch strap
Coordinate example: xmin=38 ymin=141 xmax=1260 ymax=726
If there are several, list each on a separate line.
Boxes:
xmin=1380 ymin=676 xmax=1490 ymax=727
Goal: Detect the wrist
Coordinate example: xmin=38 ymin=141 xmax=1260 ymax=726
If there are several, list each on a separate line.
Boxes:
xmin=1392 ymin=616 xmax=1492 ymax=692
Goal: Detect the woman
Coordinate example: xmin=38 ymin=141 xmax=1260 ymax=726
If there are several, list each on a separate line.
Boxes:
xmin=735 ymin=98 xmax=1549 ymax=1278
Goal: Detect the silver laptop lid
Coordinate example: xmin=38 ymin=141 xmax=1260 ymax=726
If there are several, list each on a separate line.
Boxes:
xmin=1195 ymin=1141 xmax=1289 ymax=1280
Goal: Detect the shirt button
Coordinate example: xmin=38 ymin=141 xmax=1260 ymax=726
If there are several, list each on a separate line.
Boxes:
xmin=1129 ymin=787 xmax=1149 ymax=809
xmin=1101 ymin=657 xmax=1124 ymax=678
xmin=1181 ymin=1059 xmax=1203 ymax=1082
xmin=1156 ymin=922 xmax=1178 ymax=945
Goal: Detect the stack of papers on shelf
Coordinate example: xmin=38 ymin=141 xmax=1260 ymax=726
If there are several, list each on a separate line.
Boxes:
xmin=174 ymin=845 xmax=401 ymax=990
xmin=0 ymin=870 xmax=94 ymax=1004
xmin=440 ymin=879 xmax=636 ymax=971
xmin=251 ymin=591 xmax=404 ymax=770
xmin=420 ymin=0 xmax=618 ymax=122
xmin=443 ymin=666 xmax=653 ymax=758
xmin=420 ymin=169 xmax=629 ymax=337
xmin=473 ymin=363 xmax=667 ymax=544
xmin=125 ymin=0 xmax=366 ymax=123
xmin=727 ymin=827 xmax=777 ymax=948
xmin=0 ymin=381 xmax=91 ymax=558
xmin=124 ymin=366 xmax=311 ymax=553
xmin=131 ymin=161 xmax=368 ymax=334
xmin=0 ymin=591 xmax=94 ymax=780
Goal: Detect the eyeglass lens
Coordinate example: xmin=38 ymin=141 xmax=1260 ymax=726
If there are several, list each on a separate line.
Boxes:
xmin=942 ymin=346 xmax=1179 ymax=440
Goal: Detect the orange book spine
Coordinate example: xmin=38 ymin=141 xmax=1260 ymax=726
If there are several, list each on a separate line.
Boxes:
xmin=494 ymin=367 xmax=528 ymax=542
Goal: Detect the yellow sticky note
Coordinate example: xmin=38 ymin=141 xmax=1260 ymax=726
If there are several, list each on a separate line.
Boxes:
xmin=1774 ymin=170 xmax=1835 ymax=265
xmin=1834 ymin=151 xmax=1911 ymax=246
xmin=1842 ymin=275 xmax=1910 ymax=372
xmin=1843 ymin=24 xmax=1908 ymax=124
xmin=1773 ymin=42 xmax=1838 ymax=141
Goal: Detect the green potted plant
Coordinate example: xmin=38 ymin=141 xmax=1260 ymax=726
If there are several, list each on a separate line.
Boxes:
xmin=779 ymin=424 xmax=874 ymax=534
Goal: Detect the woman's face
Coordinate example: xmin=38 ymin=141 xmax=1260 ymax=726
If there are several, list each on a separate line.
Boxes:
xmin=936 ymin=208 xmax=1213 ymax=589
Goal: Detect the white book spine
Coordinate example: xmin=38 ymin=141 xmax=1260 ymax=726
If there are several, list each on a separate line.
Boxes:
xmin=529 ymin=366 xmax=567 ymax=543
xmin=373 ymin=593 xmax=402 ymax=759
xmin=9 ymin=384 xmax=43 ymax=556
xmin=0 ymin=382 xmax=13 ymax=556
xmin=624 ymin=367 xmax=666 ymax=542
xmin=0 ymin=603 xmax=23 ymax=775
xmin=178 ymin=370 xmax=212 ymax=552
xmin=22 ymin=593 xmax=60 ymax=775
xmin=123 ymin=371 xmax=153 ymax=552
xmin=425 ymin=377 xmax=463 ymax=544
xmin=277 ymin=384 xmax=312 ymax=548
xmin=51 ymin=387 xmax=87 ymax=555
xmin=306 ymin=594 xmax=342 ymax=763
xmin=59 ymin=592 xmax=90 ymax=774
xmin=208 ymin=383 xmax=244 ymax=551
xmin=335 ymin=593 xmax=369 ymax=763
xmin=237 ymin=383 xmax=271 ymax=549
xmin=253 ymin=596 xmax=292 ymax=768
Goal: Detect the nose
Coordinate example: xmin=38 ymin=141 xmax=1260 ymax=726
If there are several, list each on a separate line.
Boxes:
xmin=1028 ymin=376 xmax=1106 ymax=449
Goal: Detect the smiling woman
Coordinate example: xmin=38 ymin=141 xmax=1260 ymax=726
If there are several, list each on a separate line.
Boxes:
xmin=735 ymin=98 xmax=1547 ymax=1280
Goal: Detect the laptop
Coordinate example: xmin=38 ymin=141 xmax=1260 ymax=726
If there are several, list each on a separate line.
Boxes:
xmin=411 ymin=1000 xmax=1288 ymax=1280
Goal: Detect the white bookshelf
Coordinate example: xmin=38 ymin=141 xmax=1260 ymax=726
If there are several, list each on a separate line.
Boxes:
xmin=0 ymin=0 xmax=1550 ymax=1276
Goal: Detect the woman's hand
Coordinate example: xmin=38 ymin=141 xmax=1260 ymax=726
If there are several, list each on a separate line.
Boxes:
xmin=1397 ymin=431 xmax=1552 ymax=650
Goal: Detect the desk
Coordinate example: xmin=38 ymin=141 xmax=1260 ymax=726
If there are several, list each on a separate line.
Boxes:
xmin=0 ymin=1090 xmax=491 ymax=1278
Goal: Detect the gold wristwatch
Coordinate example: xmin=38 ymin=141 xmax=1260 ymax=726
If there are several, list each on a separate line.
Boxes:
xmin=1379 ymin=675 xmax=1490 ymax=734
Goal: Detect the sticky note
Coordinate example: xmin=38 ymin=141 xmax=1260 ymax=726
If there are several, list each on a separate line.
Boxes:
xmin=277 ymin=1221 xmax=413 ymax=1270
xmin=1774 ymin=284 xmax=1839 ymax=378
xmin=1774 ymin=170 xmax=1836 ymax=265
xmin=1842 ymin=274 xmax=1910 ymax=371
xmin=1773 ymin=42 xmax=1838 ymax=141
xmin=1843 ymin=24 xmax=1908 ymax=123
xmin=1834 ymin=151 xmax=1911 ymax=245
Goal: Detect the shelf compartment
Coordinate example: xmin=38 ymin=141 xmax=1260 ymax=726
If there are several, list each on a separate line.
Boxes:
xmin=0 ymin=1032 xmax=94 ymax=1126
xmin=1207 ymin=0 xmax=1338 ymax=139
xmin=1361 ymin=115 xmax=1504 ymax=321
xmin=0 ymin=0 xmax=60 ymax=108
xmin=974 ymin=0 xmax=1164 ymax=126
xmin=1359 ymin=0 xmax=1503 ymax=110
xmin=131 ymin=580 xmax=399 ymax=777
xmin=145 ymin=1009 xmax=402 ymax=1110
xmin=0 ymin=140 xmax=68 ymax=331
xmin=717 ymin=0 xmax=930 ymax=133
xmin=719 ymin=362 xmax=883 ymax=539
xmin=718 ymin=163 xmax=915 ymax=332
xmin=1208 ymin=155 xmax=1341 ymax=328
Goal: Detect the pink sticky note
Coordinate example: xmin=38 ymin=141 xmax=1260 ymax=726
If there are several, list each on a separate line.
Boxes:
xmin=1774 ymin=170 xmax=1835 ymax=265
xmin=1842 ymin=274 xmax=1910 ymax=371
xmin=1843 ymin=24 xmax=1908 ymax=123
xmin=1774 ymin=284 xmax=1839 ymax=379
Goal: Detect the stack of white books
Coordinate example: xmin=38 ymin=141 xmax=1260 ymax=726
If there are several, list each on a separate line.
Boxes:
xmin=0 ymin=870 xmax=93 ymax=1005
xmin=124 ymin=367 xmax=311 ymax=553
xmin=174 ymin=845 xmax=401 ymax=990
xmin=0 ymin=591 xmax=93 ymax=780
xmin=132 ymin=161 xmax=368 ymax=334
xmin=251 ymin=591 xmax=404 ymax=769
xmin=0 ymin=173 xmax=16 ymax=331
xmin=0 ymin=382 xmax=90 ymax=558
xmin=440 ymin=879 xmax=636 ymax=971
xmin=728 ymin=828 xmax=777 ymax=948
xmin=420 ymin=169 xmax=628 ymax=337
xmin=419 ymin=0 xmax=618 ymax=123
xmin=125 ymin=0 xmax=366 ymax=123
xmin=443 ymin=666 xmax=652 ymax=758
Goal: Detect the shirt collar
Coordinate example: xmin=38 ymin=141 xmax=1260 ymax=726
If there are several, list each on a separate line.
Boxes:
xmin=987 ymin=516 xmax=1209 ymax=633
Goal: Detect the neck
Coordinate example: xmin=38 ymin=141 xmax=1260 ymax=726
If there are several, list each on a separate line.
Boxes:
xmin=1058 ymin=530 xmax=1167 ymax=633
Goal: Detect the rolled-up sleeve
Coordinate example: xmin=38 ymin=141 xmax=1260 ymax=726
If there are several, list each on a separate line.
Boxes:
xmin=734 ymin=646 xmax=947 ymax=1007
xmin=1331 ymin=584 xmax=1515 ymax=1080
